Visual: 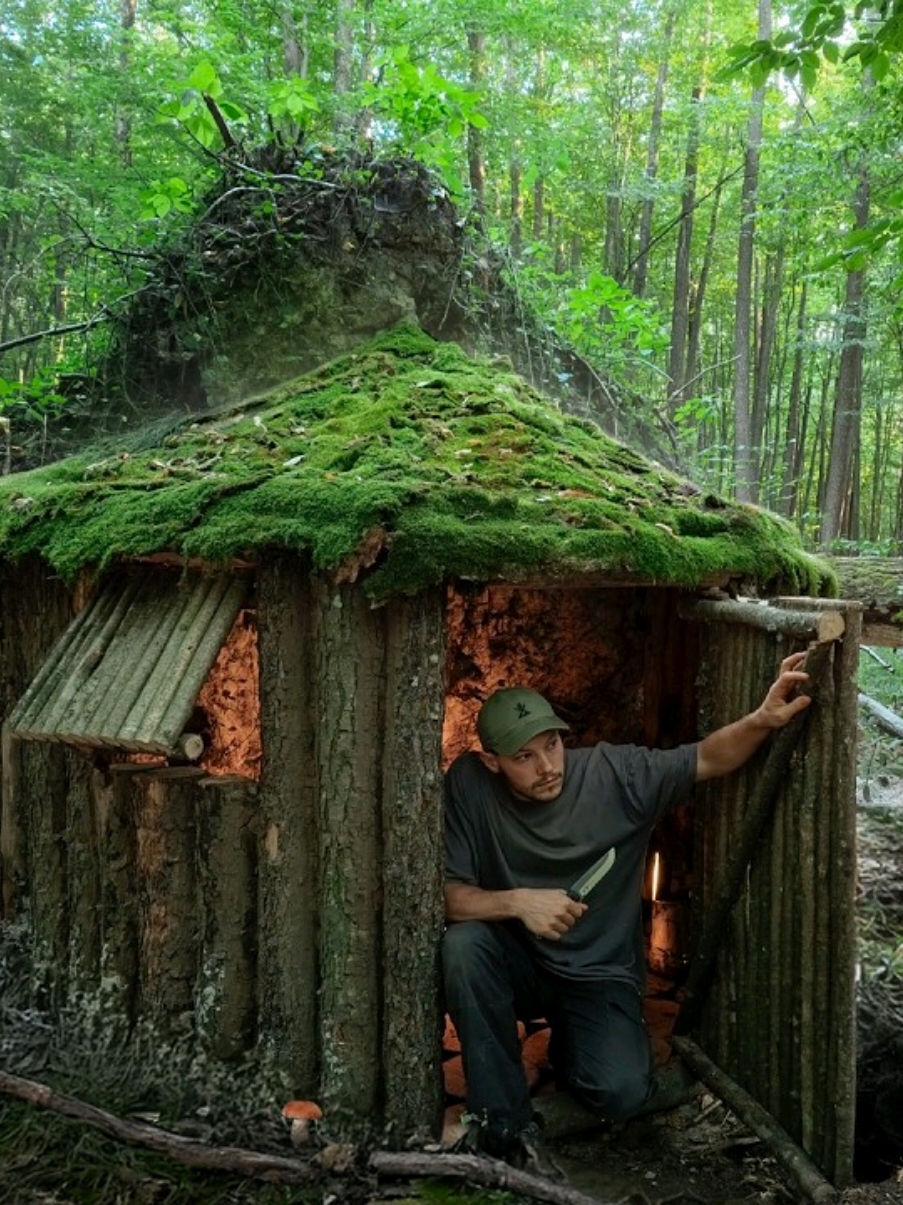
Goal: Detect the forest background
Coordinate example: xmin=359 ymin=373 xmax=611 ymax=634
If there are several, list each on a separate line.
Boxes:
xmin=1 ymin=0 xmax=902 ymax=551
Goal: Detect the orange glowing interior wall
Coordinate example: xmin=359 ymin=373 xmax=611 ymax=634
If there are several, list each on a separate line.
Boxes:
xmin=196 ymin=607 xmax=261 ymax=779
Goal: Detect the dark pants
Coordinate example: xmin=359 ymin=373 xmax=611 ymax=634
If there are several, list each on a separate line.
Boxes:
xmin=442 ymin=920 xmax=652 ymax=1132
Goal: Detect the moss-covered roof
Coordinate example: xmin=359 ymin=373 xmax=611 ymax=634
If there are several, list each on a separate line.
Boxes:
xmin=0 ymin=326 xmax=832 ymax=600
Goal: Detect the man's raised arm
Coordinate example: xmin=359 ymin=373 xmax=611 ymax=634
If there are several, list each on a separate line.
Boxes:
xmin=695 ymin=651 xmax=812 ymax=783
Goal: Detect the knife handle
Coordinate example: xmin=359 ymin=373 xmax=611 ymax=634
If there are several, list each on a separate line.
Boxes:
xmin=566 ymin=889 xmax=581 ymax=902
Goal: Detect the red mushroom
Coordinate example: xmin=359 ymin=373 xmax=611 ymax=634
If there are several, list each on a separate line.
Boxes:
xmin=281 ymin=1099 xmax=323 ymax=1146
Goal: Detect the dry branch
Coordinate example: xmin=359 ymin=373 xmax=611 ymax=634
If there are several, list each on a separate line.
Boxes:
xmin=0 ymin=1068 xmax=313 ymax=1183
xmin=671 ymin=1037 xmax=836 ymax=1204
xmin=370 ymin=1150 xmax=618 ymax=1205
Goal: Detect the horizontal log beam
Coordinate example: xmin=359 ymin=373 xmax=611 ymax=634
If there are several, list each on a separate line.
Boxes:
xmin=681 ymin=599 xmax=844 ymax=642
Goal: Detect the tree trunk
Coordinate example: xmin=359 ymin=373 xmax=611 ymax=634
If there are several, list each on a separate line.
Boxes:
xmin=256 ymin=555 xmax=319 ymax=1094
xmin=195 ymin=778 xmax=258 ymax=1059
xmin=753 ymin=246 xmax=785 ymax=479
xmin=282 ymin=5 xmax=307 ymax=77
xmin=466 ymin=30 xmax=486 ymax=211
xmin=314 ymin=580 xmax=385 ymax=1128
xmin=333 ymin=0 xmax=355 ymax=134
xmin=114 ymin=0 xmax=138 ymax=166
xmin=684 ymin=167 xmax=725 ymax=409
xmin=781 ymin=282 xmax=808 ymax=518
xmin=732 ymin=0 xmax=771 ymax=503
xmin=819 ymin=164 xmax=870 ymax=547
xmin=633 ymin=8 xmax=675 ymax=298
xmin=668 ymin=84 xmax=702 ymax=410
xmin=133 ymin=776 xmax=201 ymax=1027
xmin=380 ymin=591 xmax=446 ymax=1140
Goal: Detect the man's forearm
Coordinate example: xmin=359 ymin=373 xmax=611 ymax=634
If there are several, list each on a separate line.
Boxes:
xmin=444 ymin=881 xmax=524 ymax=923
xmin=695 ymin=710 xmax=773 ymax=781
xmin=695 ymin=652 xmax=812 ymax=782
xmin=444 ymin=881 xmax=587 ymax=939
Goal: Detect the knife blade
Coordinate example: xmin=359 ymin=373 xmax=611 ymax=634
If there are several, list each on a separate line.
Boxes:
xmin=566 ymin=846 xmax=616 ymax=901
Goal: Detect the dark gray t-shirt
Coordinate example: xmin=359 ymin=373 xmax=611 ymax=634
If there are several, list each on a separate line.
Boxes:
xmin=444 ymin=742 xmax=697 ymax=988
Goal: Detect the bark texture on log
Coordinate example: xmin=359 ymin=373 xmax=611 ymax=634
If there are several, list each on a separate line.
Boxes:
xmin=95 ymin=770 xmax=139 ymax=1020
xmin=677 ymin=641 xmax=831 ymax=1036
xmin=196 ymin=778 xmax=258 ymax=1058
xmin=314 ymin=580 xmax=385 ymax=1125
xmin=0 ymin=557 xmax=73 ymax=929
xmin=381 ymin=589 xmax=446 ymax=1141
xmin=133 ymin=776 xmax=200 ymax=1027
xmin=256 ymin=555 xmax=319 ymax=1093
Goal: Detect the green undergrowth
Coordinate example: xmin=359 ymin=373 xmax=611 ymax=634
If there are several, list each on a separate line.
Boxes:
xmin=0 ymin=326 xmax=832 ymax=600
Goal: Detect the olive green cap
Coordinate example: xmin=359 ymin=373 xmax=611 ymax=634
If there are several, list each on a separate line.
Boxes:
xmin=477 ymin=688 xmax=570 ymax=756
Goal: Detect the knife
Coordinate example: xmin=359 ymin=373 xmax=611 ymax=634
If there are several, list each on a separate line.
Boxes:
xmin=566 ymin=846 xmax=617 ymax=901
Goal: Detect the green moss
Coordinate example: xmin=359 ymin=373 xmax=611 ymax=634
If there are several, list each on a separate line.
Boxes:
xmin=0 ymin=325 xmax=832 ymax=599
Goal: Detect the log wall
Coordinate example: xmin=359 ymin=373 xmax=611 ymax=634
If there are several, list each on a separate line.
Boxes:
xmin=692 ymin=599 xmax=860 ymax=1186
xmin=1 ymin=554 xmax=447 ymax=1143
xmin=1 ymin=559 xmax=859 ymax=1161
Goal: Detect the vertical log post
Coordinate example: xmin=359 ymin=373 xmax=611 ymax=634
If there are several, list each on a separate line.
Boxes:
xmin=256 ymin=556 xmax=319 ymax=1094
xmin=64 ymin=749 xmax=102 ymax=988
xmin=95 ymin=770 xmax=139 ymax=1022
xmin=196 ymin=779 xmax=258 ymax=1059
xmin=133 ymin=777 xmax=200 ymax=1028
xmin=381 ymin=590 xmax=446 ymax=1142
xmin=314 ymin=580 xmax=385 ymax=1130
xmin=1 ymin=721 xmax=21 ymax=919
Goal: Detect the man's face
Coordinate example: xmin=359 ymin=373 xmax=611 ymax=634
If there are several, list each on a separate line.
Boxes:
xmin=480 ymin=729 xmax=566 ymax=802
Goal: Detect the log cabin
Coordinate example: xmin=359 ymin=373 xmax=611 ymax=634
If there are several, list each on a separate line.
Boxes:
xmin=0 ymin=325 xmax=859 ymax=1184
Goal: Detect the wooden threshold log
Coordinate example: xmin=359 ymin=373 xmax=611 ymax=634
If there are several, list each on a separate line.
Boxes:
xmin=671 ymin=1037 xmax=836 ymax=1204
xmin=682 ymin=599 xmax=844 ymax=643
xmin=676 ymin=641 xmax=832 ymax=1037
xmin=859 ymin=691 xmax=903 ymax=740
xmin=371 ymin=1150 xmax=619 ymax=1205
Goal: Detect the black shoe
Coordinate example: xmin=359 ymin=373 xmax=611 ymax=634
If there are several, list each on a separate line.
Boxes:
xmin=512 ymin=1117 xmax=566 ymax=1181
xmin=457 ymin=1111 xmax=565 ymax=1181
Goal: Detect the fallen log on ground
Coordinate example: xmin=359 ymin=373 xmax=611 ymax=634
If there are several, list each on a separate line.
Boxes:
xmin=859 ymin=691 xmax=903 ymax=740
xmin=672 ymin=1037 xmax=836 ymax=1204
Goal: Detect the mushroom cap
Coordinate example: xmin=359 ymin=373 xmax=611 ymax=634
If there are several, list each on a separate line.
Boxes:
xmin=281 ymin=1099 xmax=323 ymax=1121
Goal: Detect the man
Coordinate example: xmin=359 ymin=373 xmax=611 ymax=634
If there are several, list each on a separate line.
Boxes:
xmin=442 ymin=652 xmax=811 ymax=1167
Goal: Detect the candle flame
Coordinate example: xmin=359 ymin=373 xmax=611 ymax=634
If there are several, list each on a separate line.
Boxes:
xmin=651 ymin=851 xmax=661 ymax=901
